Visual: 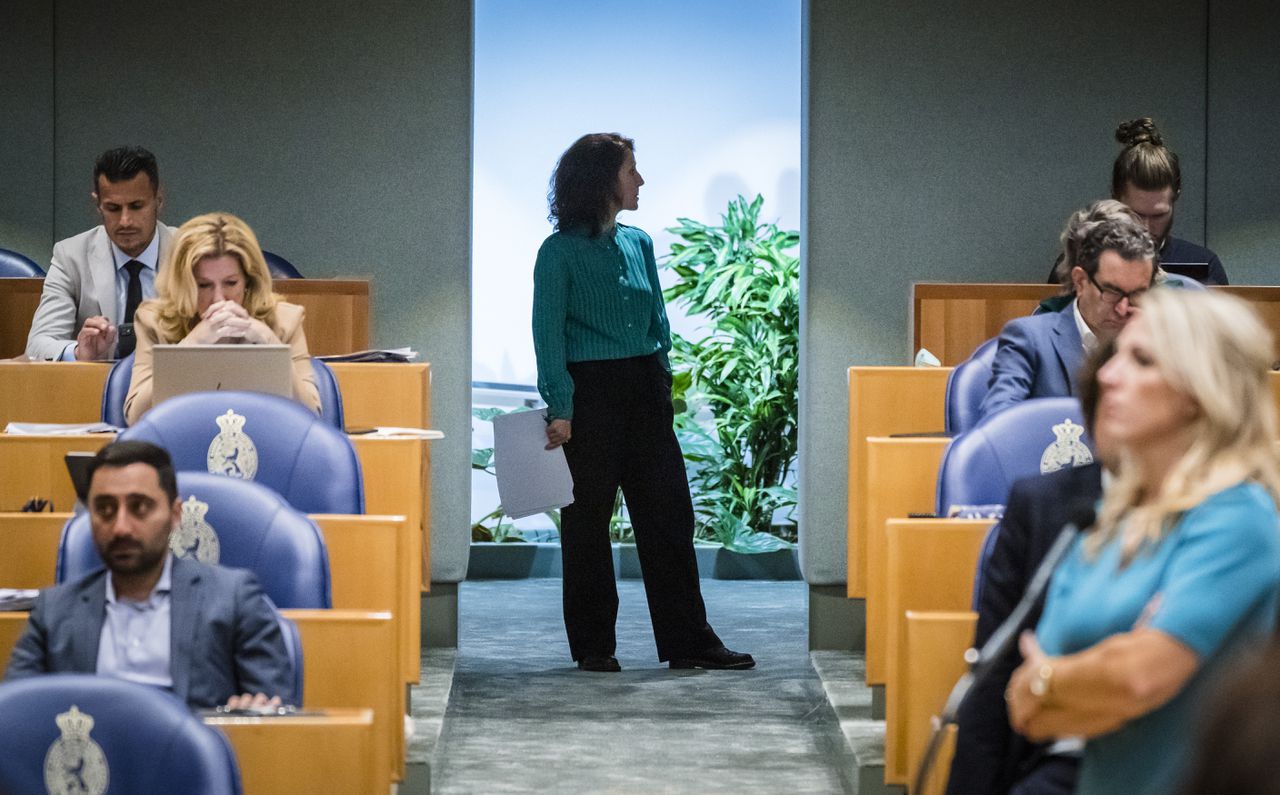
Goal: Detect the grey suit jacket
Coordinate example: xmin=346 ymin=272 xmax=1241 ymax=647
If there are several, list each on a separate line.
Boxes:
xmin=3 ymin=556 xmax=294 ymax=709
xmin=24 ymin=223 xmax=178 ymax=361
xmin=979 ymin=305 xmax=1085 ymax=421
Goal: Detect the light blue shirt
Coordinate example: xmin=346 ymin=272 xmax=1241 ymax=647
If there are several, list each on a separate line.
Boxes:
xmin=1037 ymin=481 xmax=1280 ymax=795
xmin=96 ymin=553 xmax=174 ymax=690
xmin=59 ymin=230 xmax=160 ymax=360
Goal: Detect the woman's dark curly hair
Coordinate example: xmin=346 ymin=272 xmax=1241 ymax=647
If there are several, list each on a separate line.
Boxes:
xmin=548 ymin=133 xmax=634 ymax=236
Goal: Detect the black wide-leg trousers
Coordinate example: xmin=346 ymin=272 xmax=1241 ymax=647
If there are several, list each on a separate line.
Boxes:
xmin=560 ymin=354 xmax=721 ymax=662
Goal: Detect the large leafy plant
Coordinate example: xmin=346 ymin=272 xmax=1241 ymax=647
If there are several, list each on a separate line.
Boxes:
xmin=664 ymin=195 xmax=799 ymax=552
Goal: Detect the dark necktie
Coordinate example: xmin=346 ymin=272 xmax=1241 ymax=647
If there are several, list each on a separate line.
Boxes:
xmin=118 ymin=260 xmax=145 ymax=358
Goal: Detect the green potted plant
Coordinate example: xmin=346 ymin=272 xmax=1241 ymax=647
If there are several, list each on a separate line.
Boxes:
xmin=663 ymin=195 xmax=799 ymax=577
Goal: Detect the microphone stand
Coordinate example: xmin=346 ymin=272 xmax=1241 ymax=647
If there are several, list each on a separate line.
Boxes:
xmin=912 ymin=522 xmax=1081 ymax=794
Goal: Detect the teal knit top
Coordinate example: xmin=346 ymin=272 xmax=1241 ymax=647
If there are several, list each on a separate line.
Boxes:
xmin=532 ymin=223 xmax=672 ymax=420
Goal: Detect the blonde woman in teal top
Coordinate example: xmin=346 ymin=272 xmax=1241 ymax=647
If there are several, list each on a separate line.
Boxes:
xmin=1006 ymin=289 xmax=1280 ymax=794
xmin=532 ymin=133 xmax=752 ymax=673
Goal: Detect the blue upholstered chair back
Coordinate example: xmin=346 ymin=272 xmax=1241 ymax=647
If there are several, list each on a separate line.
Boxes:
xmin=310 ymin=358 xmax=345 ymax=430
xmin=101 ymin=352 xmax=135 ymax=427
xmin=118 ymin=390 xmax=364 ymax=514
xmin=102 ymin=355 xmax=344 ymax=431
xmin=1159 ymin=271 xmax=1208 ymax=290
xmin=944 ymin=336 xmax=999 ymax=435
xmin=936 ymin=397 xmax=1092 ymax=517
xmin=262 ymin=250 xmax=304 ymax=279
xmin=0 ymin=675 xmax=242 ymax=795
xmin=0 ymin=247 xmax=44 ymax=276
xmin=56 ymin=472 xmax=332 ymax=609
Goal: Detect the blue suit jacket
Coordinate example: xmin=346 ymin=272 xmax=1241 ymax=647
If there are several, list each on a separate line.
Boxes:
xmin=979 ymin=306 xmax=1084 ymax=420
xmin=3 ymin=557 xmax=293 ymax=709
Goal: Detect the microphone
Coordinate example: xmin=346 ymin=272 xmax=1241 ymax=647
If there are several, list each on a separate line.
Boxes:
xmin=912 ymin=504 xmax=1096 ymax=793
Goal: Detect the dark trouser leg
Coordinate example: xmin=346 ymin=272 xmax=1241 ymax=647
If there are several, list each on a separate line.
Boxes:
xmin=559 ymin=361 xmax=624 ymax=661
xmin=621 ymin=356 xmax=721 ymax=661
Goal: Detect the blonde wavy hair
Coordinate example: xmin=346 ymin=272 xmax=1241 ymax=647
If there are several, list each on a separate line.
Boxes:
xmin=148 ymin=213 xmax=279 ymax=342
xmin=1090 ymin=289 xmax=1280 ymax=563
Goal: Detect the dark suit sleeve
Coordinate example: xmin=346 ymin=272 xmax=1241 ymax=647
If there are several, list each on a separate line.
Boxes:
xmin=4 ymin=592 xmax=53 ymax=680
xmin=1206 ymin=253 xmax=1229 ymax=286
xmin=231 ymin=573 xmax=295 ymax=704
xmin=979 ymin=321 xmax=1037 ymax=421
xmin=945 ymin=482 xmax=1035 ymax=794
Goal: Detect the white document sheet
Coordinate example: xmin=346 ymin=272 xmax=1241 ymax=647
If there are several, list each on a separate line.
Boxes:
xmin=492 ymin=408 xmax=575 ymax=519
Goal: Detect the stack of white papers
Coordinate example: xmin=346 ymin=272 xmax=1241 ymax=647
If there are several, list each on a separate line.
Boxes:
xmin=0 ymin=589 xmax=39 ymax=611
xmin=492 ymin=409 xmax=575 ymax=519
xmin=5 ymin=422 xmax=118 ymax=435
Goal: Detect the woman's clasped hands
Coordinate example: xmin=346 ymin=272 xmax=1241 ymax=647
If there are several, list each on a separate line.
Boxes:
xmin=188 ymin=300 xmax=280 ymax=345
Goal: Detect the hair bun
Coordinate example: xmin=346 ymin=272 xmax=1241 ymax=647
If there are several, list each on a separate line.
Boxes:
xmin=1116 ymin=117 xmax=1163 ymax=148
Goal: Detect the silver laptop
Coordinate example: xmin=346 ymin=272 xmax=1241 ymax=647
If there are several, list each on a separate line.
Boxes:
xmin=152 ymin=344 xmax=293 ymax=407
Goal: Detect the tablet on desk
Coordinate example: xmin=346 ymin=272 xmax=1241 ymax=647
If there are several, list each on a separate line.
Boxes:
xmin=152 ymin=344 xmax=292 ymax=407
xmin=1161 ymin=262 xmax=1209 ymax=282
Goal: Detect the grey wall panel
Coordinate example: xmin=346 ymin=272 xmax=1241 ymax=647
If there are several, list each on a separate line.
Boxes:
xmin=801 ymin=0 xmax=1207 ymax=585
xmin=1207 ymin=1 xmax=1280 ymax=284
xmin=52 ymin=0 xmax=473 ymax=581
xmin=0 ymin=2 xmax=55 ymax=263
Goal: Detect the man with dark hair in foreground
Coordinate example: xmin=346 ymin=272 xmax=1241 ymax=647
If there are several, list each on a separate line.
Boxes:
xmin=4 ymin=441 xmax=292 ymax=710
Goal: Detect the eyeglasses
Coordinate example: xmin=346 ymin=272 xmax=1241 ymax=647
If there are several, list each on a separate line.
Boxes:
xmin=1087 ymin=272 xmax=1147 ymax=306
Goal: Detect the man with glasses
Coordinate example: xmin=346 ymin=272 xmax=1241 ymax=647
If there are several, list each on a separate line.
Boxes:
xmin=980 ymin=200 xmax=1155 ymax=420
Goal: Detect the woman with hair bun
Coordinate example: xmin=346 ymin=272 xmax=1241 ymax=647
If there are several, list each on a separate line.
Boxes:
xmin=1006 ymin=289 xmax=1280 ymax=793
xmin=1111 ymin=117 xmax=1228 ymax=284
xmin=124 ymin=212 xmax=320 ymax=425
xmin=532 ymin=133 xmax=753 ymax=673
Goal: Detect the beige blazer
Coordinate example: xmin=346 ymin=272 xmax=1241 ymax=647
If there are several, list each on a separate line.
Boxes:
xmin=123 ymin=300 xmax=321 ymax=426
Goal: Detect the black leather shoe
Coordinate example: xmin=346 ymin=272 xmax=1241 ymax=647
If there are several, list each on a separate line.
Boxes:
xmin=669 ymin=646 xmax=755 ymax=670
xmin=577 ymin=655 xmax=621 ymax=672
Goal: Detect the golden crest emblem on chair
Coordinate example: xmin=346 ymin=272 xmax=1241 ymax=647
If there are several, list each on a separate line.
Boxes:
xmin=1039 ymin=418 xmax=1094 ymax=474
xmin=170 ymin=496 xmax=221 ymax=564
xmin=43 ymin=705 xmax=109 ymax=795
xmin=207 ymin=410 xmax=258 ymax=481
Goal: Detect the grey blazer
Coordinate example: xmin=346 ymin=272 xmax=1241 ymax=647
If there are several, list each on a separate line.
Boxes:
xmin=24 ymin=222 xmax=177 ymax=361
xmin=3 ymin=556 xmax=294 ymax=709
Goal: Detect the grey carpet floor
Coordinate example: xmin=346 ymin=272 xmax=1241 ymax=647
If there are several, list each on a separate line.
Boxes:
xmin=429 ymin=579 xmax=852 ymax=794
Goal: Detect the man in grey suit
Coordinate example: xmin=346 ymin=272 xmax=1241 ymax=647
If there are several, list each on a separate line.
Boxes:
xmin=24 ymin=146 xmax=177 ymax=361
xmin=4 ymin=441 xmax=293 ymax=711
xmin=979 ymin=200 xmax=1155 ymax=420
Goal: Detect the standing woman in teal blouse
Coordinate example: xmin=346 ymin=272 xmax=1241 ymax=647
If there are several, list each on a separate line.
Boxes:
xmin=533 ymin=133 xmax=753 ymax=673
xmin=1005 ymin=289 xmax=1280 ymax=794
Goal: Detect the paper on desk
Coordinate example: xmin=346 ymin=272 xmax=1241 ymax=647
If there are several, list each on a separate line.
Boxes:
xmin=492 ymin=408 xmax=574 ymax=519
xmin=5 ymin=422 xmax=118 ymax=435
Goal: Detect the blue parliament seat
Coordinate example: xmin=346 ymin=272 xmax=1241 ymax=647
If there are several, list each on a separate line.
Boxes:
xmin=0 ymin=675 xmax=242 ymax=795
xmin=101 ymin=354 xmax=345 ymax=431
xmin=935 ymin=396 xmax=1091 ymax=518
xmin=262 ymin=250 xmax=303 ymax=279
xmin=0 ymin=247 xmax=44 ymax=277
xmin=943 ymin=336 xmax=998 ymax=435
xmin=118 ymin=390 xmax=364 ymax=514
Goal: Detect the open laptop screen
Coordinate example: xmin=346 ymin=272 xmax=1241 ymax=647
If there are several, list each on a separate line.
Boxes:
xmin=152 ymin=344 xmax=292 ymax=408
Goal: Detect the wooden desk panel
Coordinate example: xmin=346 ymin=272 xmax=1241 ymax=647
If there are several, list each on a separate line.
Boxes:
xmin=864 ymin=436 xmax=949 ymax=685
xmin=884 ymin=521 xmax=990 ymax=784
xmin=0 ymin=278 xmax=369 ymax=359
xmin=0 ymin=513 xmax=68 ymax=588
xmin=847 ymin=367 xmax=950 ymax=598
xmin=205 ymin=709 xmax=381 ymax=795
xmin=313 ymin=514 xmax=418 ymax=687
xmin=351 ymin=436 xmax=429 ymax=595
xmin=284 ymin=610 xmax=400 ymax=782
xmin=0 ymin=434 xmax=112 ymax=512
xmin=905 ymin=612 xmax=974 ymax=795
xmin=330 ymin=362 xmax=431 ymax=430
xmin=914 ymin=283 xmax=1280 ymax=366
xmin=0 ymin=612 xmax=28 ymax=669
xmin=0 ymin=362 xmax=108 ymax=426
xmin=0 ymin=279 xmax=41 ymax=359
